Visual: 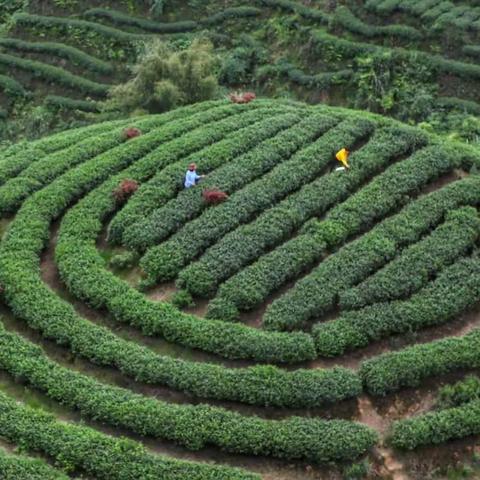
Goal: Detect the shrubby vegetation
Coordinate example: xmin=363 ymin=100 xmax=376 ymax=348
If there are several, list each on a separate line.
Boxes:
xmin=102 ymin=38 xmax=219 ymax=114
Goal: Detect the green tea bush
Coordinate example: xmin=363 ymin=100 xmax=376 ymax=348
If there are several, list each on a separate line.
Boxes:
xmin=437 ymin=376 xmax=480 ymax=409
xmin=360 ymin=326 xmax=480 ymax=395
xmin=205 ymin=126 xmax=427 ymax=320
xmin=390 ymin=399 xmax=480 ymax=450
xmin=0 ymin=52 xmax=109 ymax=96
xmin=264 ymin=144 xmax=474 ymax=330
xmin=109 ymin=250 xmax=138 ymax=270
xmin=0 ymin=322 xmax=374 ymax=463
xmin=0 ymin=450 xmax=68 ymax=480
xmin=0 ymin=391 xmax=259 ymax=480
xmin=0 ymin=37 xmax=113 ymax=74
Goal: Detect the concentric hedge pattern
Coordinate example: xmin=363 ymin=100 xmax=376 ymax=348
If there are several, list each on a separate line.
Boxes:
xmin=0 ymin=98 xmax=479 ymax=478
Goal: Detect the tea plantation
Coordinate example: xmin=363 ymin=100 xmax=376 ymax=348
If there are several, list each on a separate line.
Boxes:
xmin=1 ymin=1 xmax=480 ymax=480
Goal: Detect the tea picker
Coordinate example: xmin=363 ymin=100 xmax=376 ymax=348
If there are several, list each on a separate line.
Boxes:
xmin=335 ymin=148 xmax=350 ymax=172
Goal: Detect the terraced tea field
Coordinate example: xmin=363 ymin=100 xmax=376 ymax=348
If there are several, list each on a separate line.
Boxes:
xmin=2 ymin=0 xmax=480 ymax=137
xmin=0 ymin=97 xmax=479 ymax=479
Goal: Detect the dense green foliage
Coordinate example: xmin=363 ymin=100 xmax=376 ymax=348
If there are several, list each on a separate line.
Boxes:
xmin=360 ymin=327 xmax=480 ymax=396
xmin=0 ymin=320 xmax=373 ymax=463
xmin=315 ymin=253 xmax=480 ymax=356
xmin=202 ymin=125 xmax=425 ymax=318
xmin=390 ymin=400 xmax=480 ymax=450
xmin=437 ymin=376 xmax=480 ymax=410
xmin=0 ymin=450 xmax=68 ymax=480
xmin=263 ymin=145 xmax=476 ymax=331
xmin=0 ymin=391 xmax=260 ymax=480
xmin=340 ymin=207 xmax=480 ymax=309
xmin=103 ymin=39 xmax=219 ymax=114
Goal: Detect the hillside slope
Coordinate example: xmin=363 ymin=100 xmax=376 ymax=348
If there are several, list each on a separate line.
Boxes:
xmin=0 ymin=98 xmax=480 ymax=478
xmin=1 ymin=0 xmax=480 ymax=143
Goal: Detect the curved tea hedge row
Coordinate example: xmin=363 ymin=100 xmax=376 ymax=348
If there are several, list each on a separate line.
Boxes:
xmin=314 ymin=253 xmax=480 ymax=356
xmin=0 ymin=53 xmax=110 ymax=96
xmin=0 ymin=101 xmax=234 ymax=213
xmin=0 ymin=37 xmax=114 ymax=75
xmin=333 ymin=5 xmax=421 ymax=40
xmin=0 ymin=450 xmax=68 ymax=480
xmin=121 ymin=111 xmax=337 ymax=251
xmin=83 ymin=7 xmax=198 ymax=33
xmin=43 ymin=94 xmax=99 ymax=112
xmin=360 ymin=326 xmax=480 ymax=396
xmin=263 ymin=144 xmax=474 ymax=331
xmin=340 ymin=207 xmax=480 ymax=309
xmin=266 ymin=59 xmax=353 ymax=90
xmin=0 ymin=391 xmax=259 ymax=480
xmin=84 ymin=6 xmax=261 ymax=33
xmin=0 ymin=321 xmax=373 ymax=463
xmin=204 ymin=127 xmax=426 ymax=319
xmin=390 ymin=400 xmax=480 ymax=450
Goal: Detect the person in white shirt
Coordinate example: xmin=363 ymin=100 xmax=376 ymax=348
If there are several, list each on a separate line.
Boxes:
xmin=184 ymin=163 xmax=205 ymax=188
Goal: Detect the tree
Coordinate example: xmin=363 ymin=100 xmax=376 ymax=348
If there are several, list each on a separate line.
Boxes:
xmin=103 ymin=39 xmax=219 ymax=114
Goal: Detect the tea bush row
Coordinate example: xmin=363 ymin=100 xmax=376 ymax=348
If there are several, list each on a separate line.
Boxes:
xmin=263 ymin=144 xmax=476 ymax=330
xmin=0 ymin=37 xmax=113 ymax=74
xmin=205 ymin=125 xmax=427 ymax=320
xmin=125 ymin=112 xmax=339 ymax=252
xmin=315 ymin=252 xmax=480 ymax=356
xmin=360 ymin=325 xmax=480 ymax=395
xmin=340 ymin=206 xmax=480 ymax=309
xmin=0 ymin=321 xmax=372 ymax=463
xmin=0 ymin=52 xmax=109 ymax=96
xmin=0 ymin=391 xmax=259 ymax=480
xmin=148 ymin=118 xmax=375 ymax=290
xmin=0 ymin=450 xmax=68 ymax=480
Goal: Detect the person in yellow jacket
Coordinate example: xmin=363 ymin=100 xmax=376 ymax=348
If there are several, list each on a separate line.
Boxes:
xmin=335 ymin=148 xmax=350 ymax=170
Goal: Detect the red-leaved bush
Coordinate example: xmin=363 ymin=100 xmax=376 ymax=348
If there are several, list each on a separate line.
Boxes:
xmin=113 ymin=179 xmax=139 ymax=203
xmin=202 ymin=189 xmax=228 ymax=204
xmin=123 ymin=127 xmax=142 ymax=140
xmin=229 ymin=92 xmax=256 ymax=104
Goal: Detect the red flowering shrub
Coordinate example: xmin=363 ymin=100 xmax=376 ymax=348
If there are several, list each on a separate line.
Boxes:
xmin=113 ymin=179 xmax=139 ymax=203
xmin=229 ymin=92 xmax=256 ymax=104
xmin=202 ymin=189 xmax=228 ymax=204
xmin=122 ymin=127 xmax=142 ymax=140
